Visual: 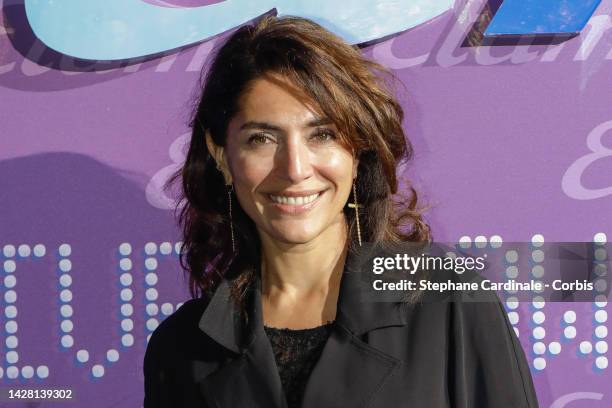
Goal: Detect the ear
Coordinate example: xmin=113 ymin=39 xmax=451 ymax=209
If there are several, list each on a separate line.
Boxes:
xmin=352 ymin=154 xmax=360 ymax=180
xmin=205 ymin=130 xmax=233 ymax=185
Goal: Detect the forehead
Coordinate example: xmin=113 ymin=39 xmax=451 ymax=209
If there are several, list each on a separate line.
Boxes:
xmin=235 ymin=75 xmax=324 ymax=125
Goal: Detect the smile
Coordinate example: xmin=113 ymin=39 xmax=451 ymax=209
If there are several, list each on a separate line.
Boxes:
xmin=269 ymin=192 xmax=320 ymax=205
xmin=266 ymin=190 xmax=326 ymax=214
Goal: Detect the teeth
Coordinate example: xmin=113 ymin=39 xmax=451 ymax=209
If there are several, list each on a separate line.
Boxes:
xmin=270 ymin=193 xmax=320 ymax=205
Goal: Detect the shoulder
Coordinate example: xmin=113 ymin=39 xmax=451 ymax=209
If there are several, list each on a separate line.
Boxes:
xmin=165 ymin=297 xmax=210 ymax=325
xmin=427 ymin=260 xmax=510 ymax=326
xmin=144 ymin=297 xmax=211 ymax=363
xmin=152 ymin=297 xmax=210 ymax=338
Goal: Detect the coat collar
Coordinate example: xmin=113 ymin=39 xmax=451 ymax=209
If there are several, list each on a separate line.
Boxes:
xmin=198 ymin=243 xmax=408 ymax=354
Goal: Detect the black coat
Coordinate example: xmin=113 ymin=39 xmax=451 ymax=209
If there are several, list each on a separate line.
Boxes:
xmin=143 ymin=245 xmax=539 ymax=408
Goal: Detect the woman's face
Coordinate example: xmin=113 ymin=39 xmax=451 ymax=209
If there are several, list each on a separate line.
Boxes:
xmin=208 ymin=75 xmax=358 ymax=245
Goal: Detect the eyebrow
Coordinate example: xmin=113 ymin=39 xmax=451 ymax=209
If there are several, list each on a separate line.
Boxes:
xmin=239 ymin=117 xmax=333 ymax=131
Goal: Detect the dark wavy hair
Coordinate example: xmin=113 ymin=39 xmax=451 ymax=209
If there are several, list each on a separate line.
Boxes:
xmin=166 ymin=14 xmax=431 ymax=309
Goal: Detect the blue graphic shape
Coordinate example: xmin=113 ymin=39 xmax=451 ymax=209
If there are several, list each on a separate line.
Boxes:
xmin=485 ymin=0 xmax=601 ymax=36
xmin=24 ymin=0 xmax=452 ymax=61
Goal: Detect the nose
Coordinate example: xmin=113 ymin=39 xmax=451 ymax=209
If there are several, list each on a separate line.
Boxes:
xmin=277 ymin=134 xmax=314 ymax=183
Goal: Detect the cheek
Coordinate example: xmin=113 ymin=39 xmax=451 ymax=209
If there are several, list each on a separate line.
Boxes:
xmin=229 ymin=151 xmax=273 ymax=189
xmin=315 ymin=151 xmax=355 ymax=195
xmin=318 ymin=148 xmax=355 ymax=177
xmin=228 ymin=154 xmax=273 ymax=216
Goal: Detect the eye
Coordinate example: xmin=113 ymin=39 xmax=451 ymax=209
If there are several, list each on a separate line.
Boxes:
xmin=247 ymin=133 xmax=274 ymax=145
xmin=311 ymin=128 xmax=336 ymax=142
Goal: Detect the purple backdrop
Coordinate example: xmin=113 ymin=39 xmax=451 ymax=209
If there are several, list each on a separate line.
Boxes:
xmin=1 ymin=0 xmax=610 ymax=406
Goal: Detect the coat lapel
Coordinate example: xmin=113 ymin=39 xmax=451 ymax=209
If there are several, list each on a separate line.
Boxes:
xmin=198 ymin=275 xmax=287 ymax=408
xmin=198 ymin=334 xmax=287 ymax=408
xmin=299 ymin=325 xmax=401 ymax=408
xmin=198 ymin=244 xmax=409 ymax=408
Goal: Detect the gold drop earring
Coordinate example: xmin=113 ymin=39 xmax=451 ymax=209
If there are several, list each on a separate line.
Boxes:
xmin=227 ymin=184 xmax=235 ymax=253
xmin=217 ymin=158 xmax=236 ymax=253
xmin=347 ymin=180 xmax=363 ymax=247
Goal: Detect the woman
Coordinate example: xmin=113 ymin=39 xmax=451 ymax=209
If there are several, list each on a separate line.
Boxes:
xmin=143 ymin=15 xmax=539 ymax=408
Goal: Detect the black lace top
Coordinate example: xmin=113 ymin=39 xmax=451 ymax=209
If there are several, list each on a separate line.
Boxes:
xmin=263 ymin=322 xmax=334 ymax=408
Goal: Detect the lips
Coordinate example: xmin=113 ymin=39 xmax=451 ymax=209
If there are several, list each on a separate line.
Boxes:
xmin=269 ymin=192 xmax=320 ymax=205
xmin=265 ymin=189 xmax=326 ymax=214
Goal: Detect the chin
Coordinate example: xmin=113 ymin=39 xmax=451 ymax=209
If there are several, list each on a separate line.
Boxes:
xmin=272 ymin=230 xmax=318 ymax=245
xmin=265 ymin=223 xmax=321 ymax=244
